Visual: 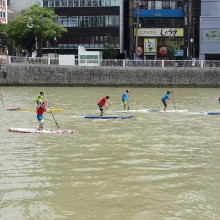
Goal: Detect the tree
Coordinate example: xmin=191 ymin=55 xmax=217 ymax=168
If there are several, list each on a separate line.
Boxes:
xmin=166 ymin=39 xmax=180 ymax=60
xmin=102 ymin=34 xmax=118 ymax=59
xmin=6 ymin=5 xmax=67 ymax=57
xmin=0 ymin=23 xmax=7 ymax=55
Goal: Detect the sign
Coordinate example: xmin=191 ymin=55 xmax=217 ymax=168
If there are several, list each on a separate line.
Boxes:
xmin=134 ymin=28 xmax=184 ymax=37
xmin=203 ymin=29 xmax=220 ymax=42
xmin=144 ymin=38 xmax=157 ymax=53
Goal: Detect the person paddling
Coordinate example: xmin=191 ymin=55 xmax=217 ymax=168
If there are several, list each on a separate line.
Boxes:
xmin=122 ymin=89 xmax=129 ymax=110
xmin=161 ymin=90 xmax=173 ymax=111
xmin=97 ymin=96 xmax=111 ymax=116
xmin=36 ymin=100 xmax=47 ymax=130
xmin=35 ymin=91 xmax=45 ymax=107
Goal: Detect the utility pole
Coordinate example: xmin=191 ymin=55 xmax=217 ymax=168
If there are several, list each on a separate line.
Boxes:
xmin=135 ymin=0 xmax=140 ymax=60
xmin=192 ymin=17 xmax=195 ymax=59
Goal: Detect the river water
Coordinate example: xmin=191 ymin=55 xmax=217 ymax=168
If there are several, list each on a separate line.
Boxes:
xmin=0 ymin=86 xmax=220 ymax=220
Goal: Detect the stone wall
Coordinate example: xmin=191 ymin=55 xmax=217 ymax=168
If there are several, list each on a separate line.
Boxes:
xmin=0 ymin=63 xmax=220 ymax=87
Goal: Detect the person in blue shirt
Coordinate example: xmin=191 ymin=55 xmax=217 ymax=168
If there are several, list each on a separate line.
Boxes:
xmin=122 ymin=89 xmax=129 ymax=110
xmin=161 ymin=91 xmax=172 ymax=111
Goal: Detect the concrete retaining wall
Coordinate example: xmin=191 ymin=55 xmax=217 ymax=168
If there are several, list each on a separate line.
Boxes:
xmin=0 ymin=63 xmax=220 ymax=87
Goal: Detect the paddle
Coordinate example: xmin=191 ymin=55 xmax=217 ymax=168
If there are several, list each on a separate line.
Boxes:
xmin=172 ymin=91 xmax=177 ymax=110
xmin=103 ymin=103 xmax=111 ymax=113
xmin=1 ymin=92 xmax=4 ymax=110
xmin=43 ymin=91 xmax=60 ymax=129
xmin=127 ymin=99 xmax=130 ymax=110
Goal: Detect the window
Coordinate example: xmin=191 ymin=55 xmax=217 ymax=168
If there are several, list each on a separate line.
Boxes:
xmin=74 ymin=0 xmax=79 ymax=6
xmin=55 ymin=1 xmax=60 ymax=7
xmin=155 ymin=1 xmax=162 ymax=9
xmin=86 ymin=0 xmax=92 ymax=6
xmin=79 ymin=16 xmax=89 ymax=27
xmin=93 ymin=0 xmax=98 ymax=6
xmin=91 ymin=16 xmax=99 ymax=27
xmin=80 ymin=0 xmax=85 ymax=6
xmin=43 ymin=1 xmax=49 ymax=7
xmin=162 ymin=0 xmax=170 ymax=9
xmin=149 ymin=1 xmax=155 ymax=9
xmin=68 ymin=16 xmax=78 ymax=27
xmin=49 ymin=1 xmax=55 ymax=7
xmin=61 ymin=0 xmax=67 ymax=6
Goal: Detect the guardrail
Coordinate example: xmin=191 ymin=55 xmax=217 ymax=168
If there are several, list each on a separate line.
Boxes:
xmin=2 ymin=56 xmax=220 ymax=68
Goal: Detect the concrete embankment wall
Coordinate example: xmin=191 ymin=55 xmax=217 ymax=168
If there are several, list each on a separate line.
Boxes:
xmin=0 ymin=64 xmax=220 ymax=87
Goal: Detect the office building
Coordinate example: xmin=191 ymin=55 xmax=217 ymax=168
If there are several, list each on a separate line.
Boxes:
xmin=199 ymin=0 xmax=220 ymax=60
xmin=42 ymin=0 xmax=124 ymax=57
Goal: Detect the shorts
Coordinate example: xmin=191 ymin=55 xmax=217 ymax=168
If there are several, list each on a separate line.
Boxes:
xmin=162 ymin=99 xmax=167 ymax=107
xmin=97 ymin=104 xmax=104 ymax=112
xmin=122 ymin=99 xmax=127 ymax=104
xmin=37 ymin=115 xmax=44 ymax=123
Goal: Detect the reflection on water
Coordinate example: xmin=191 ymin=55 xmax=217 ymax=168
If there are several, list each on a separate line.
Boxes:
xmin=0 ymin=87 xmax=220 ymax=220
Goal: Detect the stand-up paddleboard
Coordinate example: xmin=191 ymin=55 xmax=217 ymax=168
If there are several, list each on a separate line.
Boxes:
xmin=149 ymin=109 xmax=187 ymax=113
xmin=9 ymin=128 xmax=74 ymax=134
xmin=112 ymin=109 xmax=187 ymax=113
xmin=112 ymin=109 xmax=150 ymax=113
xmin=1 ymin=107 xmax=21 ymax=111
xmin=81 ymin=115 xmax=134 ymax=119
xmin=206 ymin=111 xmax=220 ymax=115
xmin=20 ymin=108 xmax=63 ymax=112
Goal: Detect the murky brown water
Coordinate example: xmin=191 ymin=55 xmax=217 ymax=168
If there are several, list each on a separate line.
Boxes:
xmin=0 ymin=86 xmax=220 ymax=220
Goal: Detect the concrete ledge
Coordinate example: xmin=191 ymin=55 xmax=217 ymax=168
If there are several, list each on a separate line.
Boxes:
xmin=1 ymin=63 xmax=220 ymax=87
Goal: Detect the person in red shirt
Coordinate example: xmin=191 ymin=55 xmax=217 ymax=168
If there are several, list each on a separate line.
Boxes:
xmin=97 ymin=96 xmax=111 ymax=116
xmin=36 ymin=100 xmax=47 ymax=130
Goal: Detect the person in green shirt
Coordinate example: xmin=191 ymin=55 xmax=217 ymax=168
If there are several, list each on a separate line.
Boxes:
xmin=35 ymin=91 xmax=45 ymax=107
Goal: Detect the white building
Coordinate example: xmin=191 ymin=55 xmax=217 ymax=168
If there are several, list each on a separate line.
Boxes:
xmin=199 ymin=0 xmax=220 ymax=60
xmin=0 ymin=0 xmax=7 ymax=24
xmin=9 ymin=0 xmax=42 ymax=12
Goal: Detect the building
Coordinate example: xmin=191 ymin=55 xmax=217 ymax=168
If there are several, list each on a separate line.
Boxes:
xmin=8 ymin=0 xmax=42 ymax=12
xmin=42 ymin=0 xmax=124 ymax=58
xmin=130 ymin=0 xmax=192 ymax=60
xmin=0 ymin=0 xmax=7 ymax=24
xmin=199 ymin=0 xmax=220 ymax=60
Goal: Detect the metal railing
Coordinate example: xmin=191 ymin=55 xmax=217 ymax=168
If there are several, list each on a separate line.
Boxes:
xmin=2 ymin=56 xmax=220 ymax=68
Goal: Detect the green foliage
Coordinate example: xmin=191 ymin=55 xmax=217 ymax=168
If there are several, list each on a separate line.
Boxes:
xmin=102 ymin=33 xmax=118 ymax=59
xmin=166 ymin=39 xmax=180 ymax=60
xmin=0 ymin=23 xmax=7 ymax=55
xmin=6 ymin=4 xmax=67 ymax=57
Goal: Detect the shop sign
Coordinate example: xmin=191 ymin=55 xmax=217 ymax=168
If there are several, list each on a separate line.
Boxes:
xmin=144 ymin=38 xmax=157 ymax=53
xmin=134 ymin=28 xmax=184 ymax=37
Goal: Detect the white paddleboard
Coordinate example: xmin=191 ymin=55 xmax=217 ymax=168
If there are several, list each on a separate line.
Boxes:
xmin=112 ymin=109 xmax=150 ymax=113
xmin=113 ymin=109 xmax=187 ymax=113
xmin=149 ymin=109 xmax=188 ymax=113
xmin=9 ymin=128 xmax=74 ymax=134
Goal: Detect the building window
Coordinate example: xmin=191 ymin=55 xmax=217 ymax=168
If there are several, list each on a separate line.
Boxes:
xmin=80 ymin=0 xmax=85 ymax=6
xmin=69 ymin=16 xmax=78 ymax=27
xmin=60 ymin=0 xmax=67 ymax=6
xmin=68 ymin=1 xmax=73 ymax=6
xmin=162 ymin=0 xmax=170 ymax=9
xmin=74 ymin=0 xmax=79 ymax=6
